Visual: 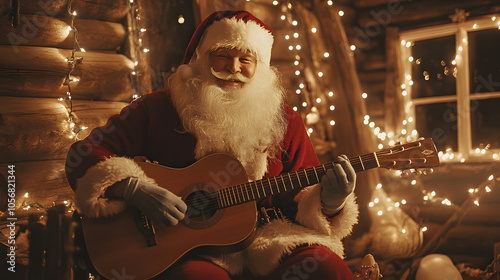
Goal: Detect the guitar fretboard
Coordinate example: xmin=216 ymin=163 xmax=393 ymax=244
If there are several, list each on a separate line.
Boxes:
xmin=214 ymin=152 xmax=379 ymax=209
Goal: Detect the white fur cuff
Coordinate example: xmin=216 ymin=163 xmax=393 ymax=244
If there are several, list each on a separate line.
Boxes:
xmin=295 ymin=184 xmax=359 ymax=239
xmin=74 ymin=157 xmax=153 ymax=218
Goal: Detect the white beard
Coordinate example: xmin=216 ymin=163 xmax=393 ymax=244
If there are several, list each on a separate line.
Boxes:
xmin=168 ymin=57 xmax=287 ymax=180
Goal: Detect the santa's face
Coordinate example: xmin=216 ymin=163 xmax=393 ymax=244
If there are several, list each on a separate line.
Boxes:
xmin=209 ymin=48 xmax=257 ymax=89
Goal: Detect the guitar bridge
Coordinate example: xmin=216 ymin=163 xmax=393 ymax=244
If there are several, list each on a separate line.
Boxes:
xmin=134 ymin=210 xmax=157 ymax=247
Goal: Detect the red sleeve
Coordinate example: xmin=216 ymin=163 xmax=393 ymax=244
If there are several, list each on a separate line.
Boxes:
xmin=259 ymin=106 xmax=320 ymax=221
xmin=65 ymin=95 xmax=149 ymax=190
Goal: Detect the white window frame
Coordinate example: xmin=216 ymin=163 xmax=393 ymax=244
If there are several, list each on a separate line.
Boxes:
xmin=399 ymin=15 xmax=500 ymax=161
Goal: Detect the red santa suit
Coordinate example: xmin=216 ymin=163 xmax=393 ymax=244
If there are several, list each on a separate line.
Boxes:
xmin=65 ymin=10 xmax=358 ymax=278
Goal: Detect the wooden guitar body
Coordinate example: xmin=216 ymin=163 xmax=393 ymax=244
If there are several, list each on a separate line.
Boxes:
xmin=81 ymin=154 xmax=258 ymax=280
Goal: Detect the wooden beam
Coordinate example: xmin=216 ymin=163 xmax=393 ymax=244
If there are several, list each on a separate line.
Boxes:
xmin=0 ymin=0 xmax=129 ymax=22
xmin=0 ymin=14 xmax=126 ymax=50
xmin=357 ymin=0 xmax=499 ymax=28
xmin=0 ymin=46 xmax=134 ymax=101
xmin=355 ymin=0 xmax=412 ymax=9
xmin=0 ymin=96 xmax=127 ymax=163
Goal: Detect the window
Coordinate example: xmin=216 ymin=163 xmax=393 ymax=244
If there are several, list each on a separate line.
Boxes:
xmin=399 ymin=16 xmax=500 ymax=161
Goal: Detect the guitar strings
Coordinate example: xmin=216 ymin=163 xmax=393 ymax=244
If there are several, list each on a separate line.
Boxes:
xmin=183 ymin=155 xmax=380 ymax=211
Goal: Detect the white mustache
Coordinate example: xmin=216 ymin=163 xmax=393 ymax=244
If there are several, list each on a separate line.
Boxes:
xmin=211 ymin=68 xmax=251 ymax=83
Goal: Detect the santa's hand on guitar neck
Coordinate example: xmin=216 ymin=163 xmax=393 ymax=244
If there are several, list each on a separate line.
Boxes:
xmin=320 ymin=155 xmax=357 ymax=217
xmin=119 ymin=177 xmax=188 ymax=227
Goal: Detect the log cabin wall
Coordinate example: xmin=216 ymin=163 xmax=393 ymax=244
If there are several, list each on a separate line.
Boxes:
xmin=0 ymin=0 xmax=146 ymax=213
xmin=342 ymin=0 xmax=500 ymax=274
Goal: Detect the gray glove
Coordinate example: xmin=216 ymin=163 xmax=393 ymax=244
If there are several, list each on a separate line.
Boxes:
xmin=121 ymin=177 xmax=187 ymax=227
xmin=320 ymin=155 xmax=356 ymax=216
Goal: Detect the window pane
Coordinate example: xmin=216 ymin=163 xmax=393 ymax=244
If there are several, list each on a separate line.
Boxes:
xmin=469 ymin=28 xmax=500 ymax=94
xmin=471 ymin=98 xmax=500 ymax=150
xmin=415 ymin=102 xmax=458 ymax=151
xmin=411 ymin=36 xmax=456 ymax=98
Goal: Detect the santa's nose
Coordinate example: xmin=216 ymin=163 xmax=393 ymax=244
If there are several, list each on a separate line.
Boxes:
xmin=226 ymin=59 xmax=241 ymax=73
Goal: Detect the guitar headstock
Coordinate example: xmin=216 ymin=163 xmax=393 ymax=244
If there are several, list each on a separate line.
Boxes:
xmin=376 ymin=138 xmax=440 ymax=170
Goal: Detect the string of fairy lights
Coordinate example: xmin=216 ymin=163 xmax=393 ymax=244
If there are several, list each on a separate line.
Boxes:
xmin=59 ymin=0 xmax=87 ymax=141
xmin=275 ymin=0 xmax=342 ymax=135
xmin=273 ymin=0 xmax=500 ymax=236
xmin=128 ymin=0 xmax=149 ymax=100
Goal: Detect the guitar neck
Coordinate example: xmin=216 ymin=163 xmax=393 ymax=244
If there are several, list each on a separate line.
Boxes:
xmin=215 ymin=152 xmax=379 ymax=209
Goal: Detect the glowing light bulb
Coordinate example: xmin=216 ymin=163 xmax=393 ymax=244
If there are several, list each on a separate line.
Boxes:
xmin=329 ymin=120 xmax=335 ymax=126
xmin=311 ymin=28 xmax=317 ymax=33
xmin=361 ymin=92 xmax=367 ymax=99
xmin=338 ymin=10 xmax=344 ymax=16
xmin=178 ymin=15 xmax=185 ymax=24
xmin=350 ymin=45 xmax=356 ymax=51
xmin=329 ymin=105 xmax=335 ymax=111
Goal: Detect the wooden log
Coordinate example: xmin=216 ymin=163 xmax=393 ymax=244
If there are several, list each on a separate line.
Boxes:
xmin=355 ymin=0 xmax=412 ymax=9
xmin=418 ymin=203 xmax=500 ymax=226
xmin=0 ymin=160 xmax=73 ymax=214
xmin=0 ymin=46 xmax=134 ymax=101
xmin=357 ymin=0 xmax=499 ymax=27
xmin=383 ymin=27 xmax=405 ymax=135
xmin=0 ymin=96 xmax=127 ymax=163
xmin=0 ymin=14 xmax=126 ymax=50
xmin=0 ymin=0 xmax=129 ymax=22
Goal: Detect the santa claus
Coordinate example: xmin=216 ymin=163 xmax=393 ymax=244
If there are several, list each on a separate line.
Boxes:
xmin=66 ymin=10 xmax=358 ymax=280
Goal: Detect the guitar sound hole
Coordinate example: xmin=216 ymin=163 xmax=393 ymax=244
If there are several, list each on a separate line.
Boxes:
xmin=184 ymin=190 xmax=218 ymax=222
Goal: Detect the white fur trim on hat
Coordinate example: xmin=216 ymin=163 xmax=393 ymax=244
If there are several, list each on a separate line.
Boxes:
xmin=74 ymin=156 xmax=157 ymax=218
xmin=196 ymin=17 xmax=274 ymax=65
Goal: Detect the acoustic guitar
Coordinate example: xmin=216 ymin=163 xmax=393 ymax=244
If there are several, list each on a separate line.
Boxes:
xmin=80 ymin=138 xmax=440 ymax=279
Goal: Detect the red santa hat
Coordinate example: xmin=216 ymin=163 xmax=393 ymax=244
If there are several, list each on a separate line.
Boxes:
xmin=177 ymin=10 xmax=274 ymax=79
